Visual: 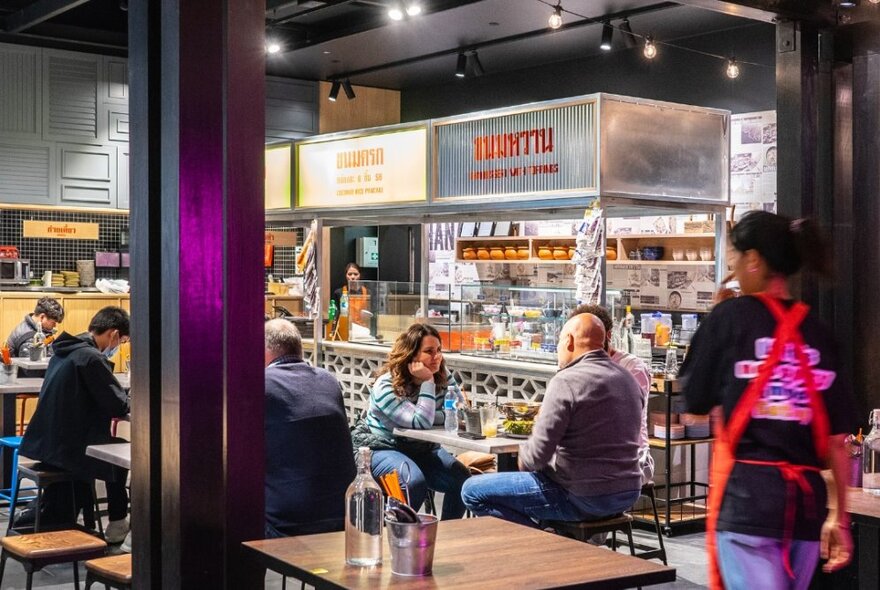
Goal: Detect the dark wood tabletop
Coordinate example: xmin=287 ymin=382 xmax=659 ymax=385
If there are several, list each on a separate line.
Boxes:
xmin=242 ymin=516 xmax=676 ymax=589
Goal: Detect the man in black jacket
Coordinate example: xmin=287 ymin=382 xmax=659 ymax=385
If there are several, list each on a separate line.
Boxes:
xmin=5 ymin=296 xmax=64 ymax=358
xmin=20 ymin=306 xmax=130 ymax=542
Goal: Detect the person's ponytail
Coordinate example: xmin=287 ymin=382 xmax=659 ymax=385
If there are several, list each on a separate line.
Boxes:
xmin=789 ymin=217 xmax=832 ymax=278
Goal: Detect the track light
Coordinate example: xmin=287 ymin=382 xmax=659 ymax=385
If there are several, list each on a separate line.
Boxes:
xmin=600 ymin=23 xmax=613 ymax=51
xmin=405 ymin=2 xmax=422 ymax=16
xmin=726 ymin=57 xmax=740 ymax=79
xmin=469 ymin=51 xmax=485 ymax=77
xmin=388 ymin=3 xmax=404 ymax=20
xmin=266 ymin=40 xmax=282 ymax=54
xmin=548 ymin=3 xmax=563 ymax=29
xmin=342 ymin=79 xmax=356 ymax=100
xmin=619 ymin=18 xmax=637 ymax=49
xmin=328 ymin=81 xmax=341 ymax=102
xmin=643 ymin=35 xmax=657 ymax=59
xmin=455 ymin=53 xmax=467 ymax=78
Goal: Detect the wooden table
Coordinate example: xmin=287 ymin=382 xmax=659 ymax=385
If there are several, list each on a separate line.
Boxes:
xmin=86 ymin=443 xmax=131 ymax=470
xmin=11 ymin=358 xmax=49 ymax=372
xmin=847 ymin=487 xmax=880 ymax=589
xmin=393 ymin=427 xmax=525 ymax=471
xmin=242 ymin=516 xmax=675 ymax=589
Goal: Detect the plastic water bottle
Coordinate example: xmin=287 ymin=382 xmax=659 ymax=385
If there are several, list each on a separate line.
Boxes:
xmin=345 ymin=447 xmax=383 ymax=566
xmin=863 ymin=410 xmax=880 ymax=495
xmin=444 ymin=388 xmax=458 ymax=433
xmin=340 ymin=289 xmax=349 ymax=317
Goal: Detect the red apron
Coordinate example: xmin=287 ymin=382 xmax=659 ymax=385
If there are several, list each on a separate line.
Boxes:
xmin=706 ymin=293 xmax=831 ymax=589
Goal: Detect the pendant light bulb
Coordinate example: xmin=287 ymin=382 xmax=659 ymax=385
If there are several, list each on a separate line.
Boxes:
xmin=726 ymin=57 xmax=740 ymax=79
xmin=548 ymin=3 xmax=563 ymax=29
xmin=643 ymin=35 xmax=657 ymax=60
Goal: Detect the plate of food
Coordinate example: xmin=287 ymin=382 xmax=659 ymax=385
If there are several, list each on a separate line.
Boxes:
xmin=502 ymin=419 xmax=534 ymax=438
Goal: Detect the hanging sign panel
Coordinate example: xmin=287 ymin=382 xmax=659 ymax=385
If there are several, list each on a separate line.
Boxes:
xmin=23 ymin=220 xmax=99 ymax=240
xmin=435 ymin=101 xmax=597 ymax=199
xmin=296 ymin=128 xmax=427 ymax=208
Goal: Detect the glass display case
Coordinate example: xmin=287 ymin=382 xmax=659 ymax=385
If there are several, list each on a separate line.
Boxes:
xmin=346 ymin=280 xmax=456 ymax=349
xmin=457 ymin=283 xmax=578 ymax=364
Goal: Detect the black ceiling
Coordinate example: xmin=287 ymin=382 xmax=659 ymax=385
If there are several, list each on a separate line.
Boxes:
xmin=0 ymin=0 xmax=872 ymax=90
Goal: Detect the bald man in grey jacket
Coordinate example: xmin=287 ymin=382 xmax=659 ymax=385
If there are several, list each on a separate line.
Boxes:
xmin=461 ymin=313 xmax=643 ymax=527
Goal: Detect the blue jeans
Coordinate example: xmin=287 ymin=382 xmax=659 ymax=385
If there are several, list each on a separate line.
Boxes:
xmin=716 ymin=531 xmax=820 ymax=590
xmin=371 ymin=447 xmax=470 ymax=519
xmin=461 ymin=471 xmax=640 ymax=528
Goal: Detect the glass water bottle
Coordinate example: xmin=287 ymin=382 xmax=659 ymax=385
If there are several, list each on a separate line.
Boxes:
xmin=863 ymin=410 xmax=880 ymax=495
xmin=345 ymin=447 xmax=383 ymax=566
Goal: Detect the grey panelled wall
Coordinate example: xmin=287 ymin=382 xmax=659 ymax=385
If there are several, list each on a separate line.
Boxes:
xmin=0 ymin=43 xmax=318 ymax=209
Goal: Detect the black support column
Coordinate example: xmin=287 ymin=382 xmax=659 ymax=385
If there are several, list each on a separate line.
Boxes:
xmin=129 ymin=0 xmax=266 ymax=587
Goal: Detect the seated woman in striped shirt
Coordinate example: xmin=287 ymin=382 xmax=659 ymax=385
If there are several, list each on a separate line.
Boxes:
xmin=356 ymin=323 xmax=470 ymax=519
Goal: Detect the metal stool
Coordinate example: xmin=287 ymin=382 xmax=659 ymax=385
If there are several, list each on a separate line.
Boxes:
xmin=637 ymin=482 xmax=668 ymax=564
xmin=0 ymin=436 xmax=36 ymax=508
xmin=0 ymin=529 xmax=107 ymax=590
xmin=7 ymin=461 xmax=104 ymax=539
xmin=85 ymin=554 xmax=132 ymax=590
xmin=544 ymin=513 xmax=637 ymax=556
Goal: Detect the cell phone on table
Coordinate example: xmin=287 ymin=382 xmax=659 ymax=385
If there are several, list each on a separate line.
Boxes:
xmin=458 ymin=432 xmax=486 ymax=440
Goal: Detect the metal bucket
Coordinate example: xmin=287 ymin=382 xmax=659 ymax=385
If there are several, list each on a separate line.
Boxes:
xmin=385 ymin=514 xmax=438 ymax=576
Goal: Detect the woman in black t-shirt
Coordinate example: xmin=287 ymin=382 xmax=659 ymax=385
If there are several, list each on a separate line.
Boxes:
xmin=680 ymin=211 xmax=855 ymax=589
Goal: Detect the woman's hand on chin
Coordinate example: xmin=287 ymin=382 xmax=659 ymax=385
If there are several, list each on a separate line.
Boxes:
xmin=408 ymin=361 xmax=434 ymax=384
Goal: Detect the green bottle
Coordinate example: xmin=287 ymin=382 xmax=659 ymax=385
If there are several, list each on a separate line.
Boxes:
xmin=328 ymin=299 xmax=338 ymax=322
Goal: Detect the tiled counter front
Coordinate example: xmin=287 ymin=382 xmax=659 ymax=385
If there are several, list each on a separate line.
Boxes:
xmin=304 ymin=340 xmax=556 ymax=423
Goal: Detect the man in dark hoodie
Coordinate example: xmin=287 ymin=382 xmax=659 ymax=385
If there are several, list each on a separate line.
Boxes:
xmin=19 ymin=306 xmax=130 ymax=542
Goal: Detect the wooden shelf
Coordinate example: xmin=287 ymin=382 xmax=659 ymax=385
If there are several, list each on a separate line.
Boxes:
xmin=455 ymin=236 xmax=577 ymax=265
xmin=610 ymin=233 xmax=715 ymax=239
xmin=648 ymin=437 xmax=714 ymax=448
xmin=607 ymin=260 xmax=714 ymax=266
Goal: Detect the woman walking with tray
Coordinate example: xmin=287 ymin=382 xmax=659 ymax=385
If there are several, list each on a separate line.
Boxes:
xmin=680 ymin=211 xmax=856 ymax=589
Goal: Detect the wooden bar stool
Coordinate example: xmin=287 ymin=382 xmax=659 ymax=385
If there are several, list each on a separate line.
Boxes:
xmin=85 ymin=554 xmax=131 ymax=590
xmin=17 ymin=394 xmax=38 ymax=436
xmin=544 ymin=513 xmax=637 ymax=556
xmin=0 ymin=529 xmax=107 ymax=590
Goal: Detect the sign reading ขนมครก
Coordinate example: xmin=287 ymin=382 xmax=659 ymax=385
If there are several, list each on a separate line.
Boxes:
xmin=435 ymin=101 xmax=597 ymax=199
xmin=296 ymin=128 xmax=427 ymax=208
xmin=22 ymin=220 xmax=100 ymax=240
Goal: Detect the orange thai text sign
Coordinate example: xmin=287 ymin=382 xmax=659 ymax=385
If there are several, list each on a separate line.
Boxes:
xmin=22 ymin=220 xmax=100 ymax=240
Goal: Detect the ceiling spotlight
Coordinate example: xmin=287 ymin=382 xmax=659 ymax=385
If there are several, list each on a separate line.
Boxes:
xmin=600 ymin=23 xmax=614 ymax=51
xmin=405 ymin=2 xmax=422 ymax=16
xmin=643 ymin=35 xmax=657 ymax=59
xmin=119 ymin=0 xmax=128 ymax=10
xmin=548 ymin=3 xmax=563 ymax=29
xmin=469 ymin=51 xmax=486 ymax=77
xmin=266 ymin=41 xmax=282 ymax=54
xmin=619 ymin=18 xmax=637 ymax=49
xmin=328 ymin=80 xmax=341 ymax=102
xmin=838 ymin=0 xmax=858 ymax=6
xmin=388 ymin=3 xmax=404 ymax=20
xmin=455 ymin=53 xmax=467 ymax=78
xmin=726 ymin=57 xmax=740 ymax=79
xmin=342 ymin=79 xmax=356 ymax=100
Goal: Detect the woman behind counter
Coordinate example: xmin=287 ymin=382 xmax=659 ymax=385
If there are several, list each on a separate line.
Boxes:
xmin=333 ymin=262 xmax=369 ymax=326
xmin=352 ymin=323 xmax=470 ymax=519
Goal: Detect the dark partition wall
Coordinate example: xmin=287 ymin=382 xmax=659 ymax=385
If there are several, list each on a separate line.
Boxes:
xmin=402 ymin=25 xmax=776 ymax=121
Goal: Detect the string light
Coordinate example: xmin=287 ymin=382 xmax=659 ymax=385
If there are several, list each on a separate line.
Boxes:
xmin=726 ymin=57 xmax=740 ymax=79
xmin=643 ymin=35 xmax=657 ymax=60
xmin=548 ymin=2 xmax=563 ymax=29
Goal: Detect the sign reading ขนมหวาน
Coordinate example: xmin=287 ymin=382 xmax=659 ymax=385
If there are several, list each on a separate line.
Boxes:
xmin=296 ymin=128 xmax=428 ymax=208
xmin=23 ymin=220 xmax=100 ymax=240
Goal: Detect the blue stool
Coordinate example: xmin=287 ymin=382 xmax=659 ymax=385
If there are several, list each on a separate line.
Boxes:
xmin=0 ymin=436 xmax=36 ymax=507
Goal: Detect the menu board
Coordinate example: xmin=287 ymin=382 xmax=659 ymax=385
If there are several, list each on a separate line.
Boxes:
xmin=296 ymin=128 xmax=427 ymax=208
xmin=730 ymin=110 xmax=777 ymax=220
xmin=606 ymin=263 xmax=716 ymax=312
xmin=265 ymin=144 xmax=291 ymax=209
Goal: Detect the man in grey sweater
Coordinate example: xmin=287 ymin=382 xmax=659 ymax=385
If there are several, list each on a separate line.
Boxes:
xmin=461 ymin=313 xmax=643 ymax=527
